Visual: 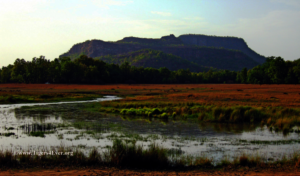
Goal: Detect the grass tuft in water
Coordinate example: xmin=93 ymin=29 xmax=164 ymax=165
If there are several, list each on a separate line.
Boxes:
xmin=108 ymin=139 xmax=169 ymax=169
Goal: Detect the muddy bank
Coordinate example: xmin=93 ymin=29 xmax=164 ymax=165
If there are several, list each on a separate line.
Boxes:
xmin=0 ymin=167 xmax=299 ymax=176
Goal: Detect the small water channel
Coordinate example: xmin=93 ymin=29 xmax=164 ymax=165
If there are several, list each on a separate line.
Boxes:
xmin=0 ymin=96 xmax=299 ymax=164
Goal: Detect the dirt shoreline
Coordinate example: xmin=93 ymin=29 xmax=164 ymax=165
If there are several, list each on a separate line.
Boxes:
xmin=1 ymin=169 xmax=299 ymax=176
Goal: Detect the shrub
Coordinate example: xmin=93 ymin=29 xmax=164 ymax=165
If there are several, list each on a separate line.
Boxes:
xmin=120 ymin=109 xmax=127 ymax=115
xmin=160 ymin=113 xmax=168 ymax=119
xmin=152 ymin=108 xmax=161 ymax=115
xmin=126 ymin=108 xmax=136 ymax=115
xmin=172 ymin=112 xmax=177 ymax=118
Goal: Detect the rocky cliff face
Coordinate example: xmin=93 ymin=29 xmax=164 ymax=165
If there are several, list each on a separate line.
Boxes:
xmin=65 ymin=40 xmax=144 ymax=58
xmin=178 ymin=34 xmax=265 ymax=64
xmin=60 ymin=34 xmax=265 ymax=70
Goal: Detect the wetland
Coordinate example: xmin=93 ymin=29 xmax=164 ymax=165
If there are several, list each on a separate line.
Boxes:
xmin=1 ymin=97 xmax=300 ymax=166
xmin=1 ymin=84 xmax=300 ymax=169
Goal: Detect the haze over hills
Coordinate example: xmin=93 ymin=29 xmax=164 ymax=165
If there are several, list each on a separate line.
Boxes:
xmin=60 ymin=34 xmax=266 ymax=71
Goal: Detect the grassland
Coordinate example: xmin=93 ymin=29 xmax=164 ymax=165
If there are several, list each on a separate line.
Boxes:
xmin=2 ymin=83 xmax=300 ymax=105
xmin=0 ymin=84 xmax=104 ymax=103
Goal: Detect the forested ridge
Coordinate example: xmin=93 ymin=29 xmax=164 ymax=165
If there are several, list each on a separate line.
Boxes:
xmin=60 ymin=34 xmax=264 ymax=71
xmin=1 ymin=55 xmax=300 ymax=84
xmin=95 ymin=49 xmax=211 ymax=72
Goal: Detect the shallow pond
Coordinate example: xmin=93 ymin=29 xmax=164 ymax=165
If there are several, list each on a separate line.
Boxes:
xmin=0 ymin=96 xmax=299 ymax=164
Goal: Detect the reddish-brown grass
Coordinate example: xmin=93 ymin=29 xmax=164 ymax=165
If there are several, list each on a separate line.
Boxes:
xmin=1 ymin=84 xmax=300 ymax=108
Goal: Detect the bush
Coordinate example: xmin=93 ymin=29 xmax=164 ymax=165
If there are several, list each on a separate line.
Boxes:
xmin=160 ymin=113 xmax=168 ymax=119
xmin=172 ymin=112 xmax=177 ymax=118
xmin=152 ymin=108 xmax=161 ymax=115
xmin=120 ymin=109 xmax=127 ymax=115
xmin=126 ymin=108 xmax=136 ymax=115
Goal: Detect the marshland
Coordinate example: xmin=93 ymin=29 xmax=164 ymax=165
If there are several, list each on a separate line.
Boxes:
xmin=0 ymin=84 xmax=300 ymax=170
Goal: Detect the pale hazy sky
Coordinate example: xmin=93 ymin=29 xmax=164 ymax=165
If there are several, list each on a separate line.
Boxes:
xmin=1 ymin=0 xmax=300 ymax=67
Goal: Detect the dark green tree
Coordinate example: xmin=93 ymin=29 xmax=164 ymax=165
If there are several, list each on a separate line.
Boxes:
xmin=266 ymin=57 xmax=286 ymax=84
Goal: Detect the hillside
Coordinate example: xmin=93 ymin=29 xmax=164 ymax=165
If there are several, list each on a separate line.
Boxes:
xmin=95 ymin=49 xmax=211 ymax=72
xmin=60 ymin=34 xmax=264 ymax=71
xmin=178 ymin=34 xmax=266 ymax=64
xmin=161 ymin=46 xmax=259 ymax=71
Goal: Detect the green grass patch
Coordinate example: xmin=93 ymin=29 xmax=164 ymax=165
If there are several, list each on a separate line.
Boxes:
xmin=96 ymin=101 xmax=300 ymax=133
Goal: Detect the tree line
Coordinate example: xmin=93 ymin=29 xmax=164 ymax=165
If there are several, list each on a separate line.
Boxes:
xmin=1 ymin=55 xmax=299 ymax=84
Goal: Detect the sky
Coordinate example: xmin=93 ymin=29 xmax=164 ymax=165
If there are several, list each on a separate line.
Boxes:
xmin=1 ymin=0 xmax=300 ymax=67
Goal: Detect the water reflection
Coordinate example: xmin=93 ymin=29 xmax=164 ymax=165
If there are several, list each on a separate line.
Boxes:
xmin=20 ymin=123 xmax=57 ymax=134
xmin=198 ymin=122 xmax=258 ymax=133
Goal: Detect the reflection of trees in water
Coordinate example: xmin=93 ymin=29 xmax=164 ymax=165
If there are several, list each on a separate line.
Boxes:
xmin=13 ymin=103 xmax=76 ymax=122
xmin=11 ymin=105 xmax=258 ymax=137
xmin=112 ymin=115 xmax=207 ymax=137
xmin=14 ymin=109 xmax=61 ymax=123
xmin=0 ymin=109 xmax=15 ymax=121
xmin=0 ymin=110 xmax=9 ymax=121
xmin=198 ymin=122 xmax=258 ymax=133
xmin=20 ymin=123 xmax=57 ymax=133
xmin=120 ymin=115 xmax=169 ymax=124
xmin=72 ymin=120 xmax=110 ymax=133
xmin=121 ymin=115 xmax=256 ymax=134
